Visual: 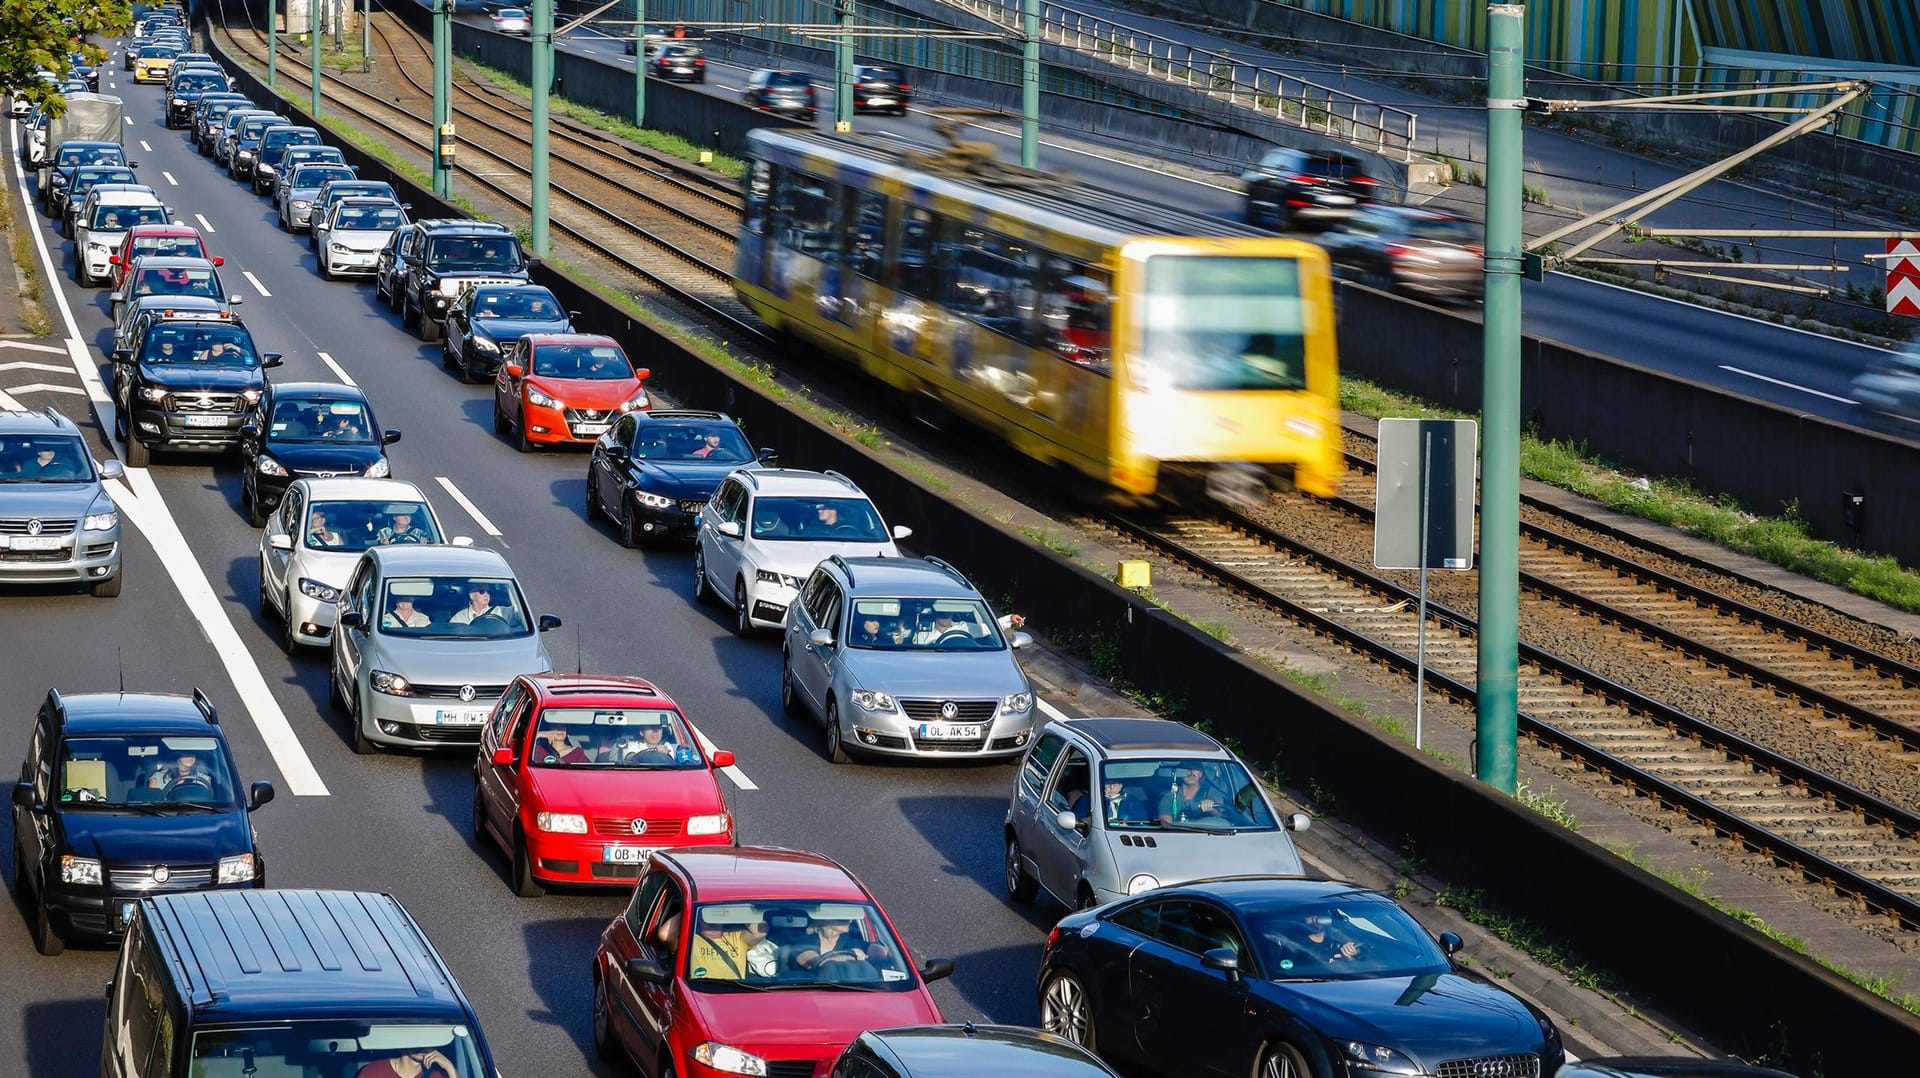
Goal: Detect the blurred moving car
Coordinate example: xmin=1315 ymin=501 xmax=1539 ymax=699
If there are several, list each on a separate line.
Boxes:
xmin=852 ymin=64 xmax=913 ymax=115
xmin=1242 ymin=147 xmax=1380 ymax=231
xmin=1850 ymin=344 xmax=1920 ymax=425
xmin=1320 ymin=206 xmax=1484 ymax=304
xmin=744 ymin=69 xmax=818 ymax=121
xmin=650 ymin=44 xmax=706 ymax=83
xmin=490 ymin=7 xmax=530 ymax=33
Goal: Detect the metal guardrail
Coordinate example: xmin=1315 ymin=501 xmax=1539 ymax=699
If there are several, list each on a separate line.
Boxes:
xmin=938 ymin=0 xmax=1418 ymax=158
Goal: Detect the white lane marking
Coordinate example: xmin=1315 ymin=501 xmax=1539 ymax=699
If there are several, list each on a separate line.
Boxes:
xmin=161 ymin=170 xmax=178 ymax=186
xmin=1036 ymin=697 xmax=1072 ymax=723
xmin=124 ymin=116 xmax=133 ymax=126
xmin=194 ymin=212 xmax=216 ymax=232
xmin=242 ymin=270 xmax=272 ymax=297
xmin=435 ymin=476 xmax=505 ymax=538
xmin=689 ymin=725 xmax=757 ymax=791
xmin=0 ymin=389 xmax=20 ymax=410
xmin=2 ymin=382 xmax=86 ymax=397
xmin=1717 ymin=364 xmax=1858 ymax=404
xmin=316 ymin=350 xmax=356 ymax=386
xmin=1554 ymin=272 xmax=1904 ymax=356
xmin=0 ymin=341 xmax=68 ymax=355
xmin=4 ymin=119 xmax=330 ymax=797
xmin=139 ymin=139 xmax=153 ymax=152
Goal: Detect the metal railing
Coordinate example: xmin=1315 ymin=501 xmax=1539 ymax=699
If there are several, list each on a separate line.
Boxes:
xmin=937 ymin=0 xmax=1418 ymax=157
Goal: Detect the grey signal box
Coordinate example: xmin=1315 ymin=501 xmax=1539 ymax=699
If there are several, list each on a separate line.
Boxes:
xmin=1374 ymin=418 xmax=1477 ymax=572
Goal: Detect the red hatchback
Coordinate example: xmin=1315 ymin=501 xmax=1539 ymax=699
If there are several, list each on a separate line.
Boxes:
xmin=109 ymin=223 xmax=218 ymax=296
xmin=493 ymin=333 xmax=651 ymax=452
xmin=474 ymin=674 xmax=737 ymax=896
xmin=594 ymin=847 xmax=952 ymax=1078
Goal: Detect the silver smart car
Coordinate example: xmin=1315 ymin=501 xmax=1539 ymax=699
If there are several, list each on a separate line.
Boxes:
xmin=1004 ymin=716 xmax=1311 ymax=911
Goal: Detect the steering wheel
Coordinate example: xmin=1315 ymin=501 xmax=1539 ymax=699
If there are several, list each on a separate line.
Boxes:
xmin=934 ymin=628 xmax=972 ymax=644
xmin=166 ymin=776 xmax=214 ymax=801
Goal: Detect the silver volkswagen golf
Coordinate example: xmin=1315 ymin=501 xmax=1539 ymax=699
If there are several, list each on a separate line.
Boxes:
xmin=1005 ymin=716 xmax=1311 ymax=911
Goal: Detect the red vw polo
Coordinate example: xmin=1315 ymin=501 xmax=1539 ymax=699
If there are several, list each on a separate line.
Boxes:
xmin=593 ymin=847 xmax=953 ymax=1078
xmin=473 ymin=674 xmax=737 ymax=896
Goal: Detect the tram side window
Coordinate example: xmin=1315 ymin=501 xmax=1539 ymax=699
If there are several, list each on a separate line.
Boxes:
xmin=742 ymin=159 xmax=774 ymax=236
xmin=1041 ymin=258 xmax=1112 ymax=374
xmin=776 ymin=170 xmax=840 ymax=262
xmin=938 ymin=221 xmax=1038 ymax=344
xmin=894 ymin=206 xmax=938 ymax=299
xmin=843 ymin=191 xmax=888 ymax=280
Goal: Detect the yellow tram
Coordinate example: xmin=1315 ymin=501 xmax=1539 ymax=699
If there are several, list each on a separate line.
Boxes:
xmin=731 ymin=126 xmax=1344 ymax=498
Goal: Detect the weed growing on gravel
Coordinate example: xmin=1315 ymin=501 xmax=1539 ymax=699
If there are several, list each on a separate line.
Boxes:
xmin=463 ymin=61 xmax=747 ymax=178
xmin=1436 ymin=888 xmax=1614 ymax=993
xmin=1 ymin=197 xmax=53 ymax=336
xmin=1019 ymin=526 xmax=1081 ymax=559
xmin=1514 ymin=779 xmax=1580 ymax=830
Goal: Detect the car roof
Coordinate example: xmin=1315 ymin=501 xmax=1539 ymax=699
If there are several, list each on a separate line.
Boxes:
xmin=732 ymin=467 xmax=866 ymax=498
xmin=0 ymin=406 xmax=83 ymax=437
xmin=527 ymin=673 xmax=679 ymax=709
xmin=418 ymin=219 xmax=512 ymax=234
xmin=523 ymin=333 xmax=618 ymax=347
xmin=663 ymin=846 xmax=873 ymax=903
xmin=862 ymin=1026 xmax=1114 ymax=1077
xmin=294 ymin=476 xmax=433 ymax=502
xmin=1160 ymin=876 xmax=1371 ymax=903
xmin=833 ymin=556 xmax=977 ymax=598
xmin=364 ymin=543 xmax=514 ymax=575
xmin=128 ymin=255 xmax=217 ymax=269
xmin=1055 ymin=716 xmax=1226 ymax=754
xmin=126 ymin=224 xmax=202 ymax=237
xmin=270 ymin=381 xmax=367 ymax=400
xmin=636 ymin=409 xmax=734 ymax=423
xmin=143 ymin=890 xmax=474 ymax=1023
xmin=86 ymin=185 xmax=162 ymax=202
xmin=48 ymin=690 xmax=223 ymax=736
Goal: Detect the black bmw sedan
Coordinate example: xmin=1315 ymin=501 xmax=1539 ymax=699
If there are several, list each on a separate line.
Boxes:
xmin=1036 ymin=877 xmax=1564 ymax=1078
xmin=586 ymin=408 xmax=774 ymax=545
xmin=239 ymin=381 xmax=401 ymax=526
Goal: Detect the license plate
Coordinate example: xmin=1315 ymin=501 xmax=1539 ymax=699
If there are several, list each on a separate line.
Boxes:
xmin=6 ymin=536 xmax=64 ymax=551
xmin=602 ymin=845 xmax=657 ymax=865
xmin=181 ymin=414 xmax=227 ymax=428
xmin=434 ymin=707 xmax=491 ymax=725
xmin=916 ymin=723 xmax=982 ymax=741
xmin=1323 ymin=195 xmax=1355 ymax=205
xmin=572 ymin=423 xmax=609 ymax=437
xmin=866 ymin=97 xmax=894 ymax=105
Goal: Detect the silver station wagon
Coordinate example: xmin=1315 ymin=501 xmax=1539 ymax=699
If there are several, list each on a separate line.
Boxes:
xmin=1005 ymin=717 xmax=1311 ymax=911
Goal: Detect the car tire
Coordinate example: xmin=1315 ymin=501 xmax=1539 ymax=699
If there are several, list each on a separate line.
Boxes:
xmin=516 ymin=418 xmax=534 ymax=454
xmin=32 ymin=892 xmax=65 ymax=957
xmin=257 ymin=563 xmax=273 ymax=615
xmin=280 ymin=605 xmax=301 ymax=654
xmin=1256 ymin=1042 xmax=1313 ymax=1078
xmin=461 ymin=348 xmax=479 ymax=385
xmin=125 ymin=435 xmax=150 ymax=469
xmin=492 ymin=396 xmax=510 ymax=436
xmin=780 ymin=653 xmax=802 ymax=717
xmin=691 ymin=545 xmax=710 ymax=603
xmin=1076 ymin=886 xmax=1097 ymax=911
xmin=90 ymin=570 xmax=122 ymax=598
xmin=585 ymin=473 xmax=602 ymax=520
xmin=825 ymin=701 xmax=852 ymax=764
xmin=246 ymin=485 xmax=269 ymax=528
xmin=732 ymin=578 xmax=750 ymax=637
xmin=73 ymin=258 xmax=88 ymax=286
xmin=1038 ymin=969 xmax=1093 ymax=1050
xmin=350 ymin=692 xmax=376 ymax=755
xmin=318 ymin=257 xmax=333 ymax=281
xmin=591 ymin=972 xmax=616 ymax=1061
xmin=1004 ymin=836 xmax=1037 ymax=903
xmin=620 ymin=502 xmax=641 ymax=548
xmin=511 ymin=827 xmax=544 ymax=897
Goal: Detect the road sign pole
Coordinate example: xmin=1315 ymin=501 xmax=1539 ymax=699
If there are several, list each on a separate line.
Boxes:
xmin=834 ymin=0 xmax=854 ymax=131
xmin=433 ymin=0 xmax=451 ymax=198
xmin=310 ymin=0 xmax=323 ymax=117
xmin=1415 ymin=429 xmax=1431 ymax=751
xmin=531 ymin=0 xmax=552 ymax=256
xmin=1020 ymin=0 xmax=1039 ymax=168
xmin=268 ymin=0 xmax=278 ymax=90
xmin=632 ymin=0 xmax=646 ymax=127
xmin=1477 ymin=3 xmax=1524 ymax=795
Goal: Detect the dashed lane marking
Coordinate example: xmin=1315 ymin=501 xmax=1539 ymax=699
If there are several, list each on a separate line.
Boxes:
xmin=242 ymin=270 xmax=272 ymax=297
xmin=435 ymin=476 xmax=505 ymax=540
xmin=139 ymin=139 xmax=152 ymax=152
xmin=162 ymin=171 xmax=178 ymax=186
xmin=1717 ymin=364 xmax=1857 ymax=405
xmin=316 ymin=351 xmax=355 ymax=386
xmin=194 ymin=212 xmax=216 ymax=232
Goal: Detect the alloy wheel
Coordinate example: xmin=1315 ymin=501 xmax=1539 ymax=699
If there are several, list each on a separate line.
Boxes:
xmin=1039 ymin=972 xmax=1091 ymax=1048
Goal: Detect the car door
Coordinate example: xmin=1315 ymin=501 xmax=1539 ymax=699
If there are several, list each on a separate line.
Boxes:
xmin=262 ymin=485 xmax=302 ymax=610
xmin=593 ymin=413 xmax=638 ymax=513
xmin=1128 ymin=899 xmax=1252 ymax=1074
xmin=500 ymin=340 xmax=530 ymax=422
xmin=1032 ymin=745 xmax=1093 ymax=903
xmin=334 ymin=559 xmax=374 ymax=694
xmin=629 ymin=872 xmax=685 ymax=1069
xmin=794 ymin=573 xmax=842 ymax=709
xmin=604 ymin=871 xmax=671 ymax=1066
xmin=478 ymin=681 xmax=532 ymax=841
xmin=1010 ymin=730 xmax=1067 ymax=887
xmin=702 ymin=479 xmax=746 ymax=593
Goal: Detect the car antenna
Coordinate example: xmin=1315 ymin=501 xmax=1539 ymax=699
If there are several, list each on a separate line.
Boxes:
xmin=575 ymin=620 xmax=584 ymax=675
xmin=117 ymin=647 xmax=125 ymax=696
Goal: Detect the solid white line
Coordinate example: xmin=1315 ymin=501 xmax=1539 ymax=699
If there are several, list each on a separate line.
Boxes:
xmin=4 ymin=117 xmax=329 ymax=797
xmin=1554 ymin=272 xmax=1904 ymax=356
xmin=161 ymin=170 xmax=178 ymax=186
xmin=435 ymin=475 xmax=504 ymax=537
xmin=194 ymin=212 xmax=216 ymax=232
xmin=0 ymin=389 xmax=20 ymax=410
xmin=316 ymin=350 xmax=355 ymax=386
xmin=1036 ymin=697 xmax=1072 ymax=723
xmin=139 ymin=139 xmax=153 ymax=152
xmin=1717 ymin=364 xmax=1859 ymax=405
xmin=242 ymin=270 xmax=272 ymax=297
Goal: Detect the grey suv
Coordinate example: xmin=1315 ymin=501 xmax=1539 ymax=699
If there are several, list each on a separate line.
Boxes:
xmin=0 ymin=408 xmax=125 ymax=597
xmin=1004 ymin=716 xmax=1311 ymax=912
xmin=782 ymin=555 xmax=1036 ymax=764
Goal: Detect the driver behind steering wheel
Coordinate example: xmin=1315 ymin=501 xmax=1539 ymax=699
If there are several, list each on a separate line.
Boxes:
xmin=788 ymin=911 xmax=891 ymax=976
xmin=149 ymin=750 xmax=213 ymax=795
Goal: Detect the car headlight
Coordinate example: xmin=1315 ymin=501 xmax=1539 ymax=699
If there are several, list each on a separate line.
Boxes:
xmin=255 ymin=455 xmax=289 ymax=476
xmin=238 ymin=149 xmax=253 ymax=159
xmin=1003 ymin=690 xmax=1034 ymax=714
xmin=291 ymin=199 xmax=311 ymax=210
xmin=241 ymin=389 xmax=262 ymax=405
xmin=619 ymin=390 xmax=649 ymax=412
xmin=84 ymin=510 xmax=119 ymax=531
xmin=851 ymin=689 xmax=896 ymax=713
xmin=635 ymin=491 xmax=673 ymax=510
xmin=754 ymin=569 xmax=803 ymax=590
xmin=87 ymin=241 xmax=111 ymax=253
xmin=329 ymin=242 xmax=350 ymax=253
xmin=60 ymin=855 xmax=103 ymax=886
xmin=369 ymin=670 xmax=412 ymax=696
xmin=138 ymin=386 xmax=169 ymax=403
xmin=358 ymin=458 xmax=390 ymax=481
xmin=1126 ymin=873 xmax=1160 ymax=895
xmin=471 ymin=334 xmax=499 ymax=353
xmin=535 ymin=811 xmax=587 ymax=833
xmin=297 ymin=577 xmax=340 ymax=603
xmin=692 ymin=1043 xmax=767 ymax=1077
xmin=525 ymin=386 xmax=560 ymax=409
xmin=686 ymin=813 xmax=730 ymax=836
xmin=216 ymin=853 xmax=256 ymax=884
xmin=1336 ymin=1041 xmax=1422 ymax=1075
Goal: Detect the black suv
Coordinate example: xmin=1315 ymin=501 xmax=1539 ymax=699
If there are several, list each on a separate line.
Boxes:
xmin=852 ymin=64 xmax=913 ymax=115
xmin=165 ymin=66 xmax=231 ymax=128
xmin=382 ymin=219 xmax=532 ymax=341
xmin=10 ymin=688 xmax=274 ymax=956
xmin=1241 ymin=147 xmax=1380 ymax=231
xmin=111 ymin=311 xmax=283 ymax=467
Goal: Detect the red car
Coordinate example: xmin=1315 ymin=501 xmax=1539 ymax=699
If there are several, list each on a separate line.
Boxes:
xmin=473 ymin=674 xmax=737 ymax=896
xmin=493 ymin=333 xmax=652 ymax=452
xmin=109 ymin=223 xmax=218 ymax=296
xmin=593 ymin=847 xmax=952 ymax=1078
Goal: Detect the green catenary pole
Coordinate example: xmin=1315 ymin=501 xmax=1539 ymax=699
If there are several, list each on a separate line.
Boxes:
xmin=268 ymin=0 xmax=278 ymax=90
xmin=310 ymin=0 xmax=322 ymax=116
xmin=433 ymin=0 xmax=451 ymax=198
xmin=531 ymin=0 xmax=552 ymax=256
xmin=363 ymin=0 xmax=371 ymax=73
xmin=1476 ymin=2 xmax=1524 ymax=796
xmin=834 ymin=0 xmax=854 ymax=131
xmin=1021 ymin=0 xmax=1039 ymax=168
xmin=632 ymin=0 xmax=646 ymax=127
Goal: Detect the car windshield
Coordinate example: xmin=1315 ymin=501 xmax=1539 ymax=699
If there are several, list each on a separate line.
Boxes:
xmin=141 ymin=323 xmax=257 ymax=366
xmin=748 ymin=496 xmax=887 ymax=541
xmin=632 ymin=421 xmax=750 ymax=461
xmin=528 ymin=707 xmax=705 ymax=769
xmin=377 ymin=575 xmax=531 ymax=638
xmin=0 ymin=435 xmax=94 ymax=483
xmin=427 ymin=235 xmax=524 ymax=271
xmin=270 ymin=398 xmax=377 ymax=445
xmin=1243 ymin=893 xmax=1449 ymax=981
xmin=130 ymin=265 xmax=218 ymax=299
xmin=190 ymin=1023 xmax=485 ymax=1075
xmin=1300 ymin=154 xmax=1366 ymax=179
xmin=531 ymin=343 xmax=632 ymax=379
xmin=292 ymin=166 xmax=353 ymax=189
xmin=175 ymin=73 xmax=225 ymax=92
xmin=470 ymin=288 xmax=559 ymax=321
xmin=498 ymin=7 xmax=527 ymax=16
xmin=769 ymin=72 xmax=810 ymax=87
xmin=1136 ymin=255 xmax=1308 ymax=391
xmin=130 ymin=235 xmax=207 ymax=260
xmin=54 ymin=735 xmax=238 ymax=810
xmin=92 ymin=204 xmax=169 ymax=230
xmin=1097 ymin=757 xmax=1276 ymax=831
xmin=337 ymin=203 xmax=405 ymax=230
xmin=1405 ymin=217 xmax=1478 ymax=243
xmin=239 ymin=118 xmax=277 ymax=139
xmin=138 ymin=46 xmax=177 ymax=58
xmin=861 ymin=67 xmax=904 ymax=82
xmin=304 ymin=499 xmax=439 ymax=551
xmin=845 ymin=597 xmax=1005 ymax=650
xmin=72 ymin=168 xmax=135 ymax=189
xmin=683 ymin=900 xmax=917 ymax=991
xmin=58 ymin=145 xmax=120 ymax=166
xmin=325 ymin=182 xmax=396 ymax=206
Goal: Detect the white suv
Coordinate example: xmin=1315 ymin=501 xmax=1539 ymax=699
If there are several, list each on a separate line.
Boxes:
xmin=74 ymin=185 xmax=171 ymax=286
xmin=693 ymin=469 xmax=911 ymax=635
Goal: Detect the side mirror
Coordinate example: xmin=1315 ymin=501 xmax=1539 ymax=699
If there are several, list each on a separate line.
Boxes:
xmin=756 ymin=447 xmax=778 ymax=466
xmin=11 ymin=782 xmax=37 ymax=809
xmin=716 ymin=520 xmax=742 ymax=539
xmin=110 ymin=291 xmax=126 ymax=303
xmin=1201 ymin=947 xmax=1241 ymax=980
xmin=1055 ymin=809 xmax=1081 ymax=830
xmin=632 ymin=368 xmax=652 ymax=383
xmin=247 ymin=780 xmax=275 ymax=810
xmin=491 ymin=747 xmax=516 ymax=766
xmin=1439 ymin=931 xmax=1463 ymax=956
xmin=1010 ymin=632 xmax=1033 ymax=649
xmin=109 ymin=256 xmax=121 ymax=266
xmin=401 ymin=203 xmax=413 ymax=210
xmin=240 ymin=422 xmax=260 ymax=438
xmin=267 ymin=534 xmax=293 ymax=551
xmin=891 ymin=524 xmax=913 ymax=540
xmin=381 ymin=429 xmax=402 ymax=445
xmin=211 ymin=256 xmax=224 ymax=266
xmin=918 ymin=958 xmax=954 ymax=983
xmin=709 ymin=749 xmax=735 ymax=768
xmin=261 ymin=352 xmax=282 ymax=368
xmin=808 ymin=628 xmax=833 ymax=648
xmin=525 ymin=256 xmax=542 ymax=268
xmin=229 ymin=294 xmax=244 ymax=305
xmin=451 ymin=535 xmax=475 ymax=547
xmin=537 ymin=613 xmax=563 ymax=632
xmin=99 ymin=460 xmax=125 ymax=480
xmin=503 ymin=364 xmax=524 ymax=380
xmin=568 ymin=309 xmax=582 ymax=320
xmin=624 ymin=957 xmax=671 ymax=986
xmin=1285 ymin=812 xmax=1312 ymax=832
xmin=337 ymin=609 xmax=365 ymax=630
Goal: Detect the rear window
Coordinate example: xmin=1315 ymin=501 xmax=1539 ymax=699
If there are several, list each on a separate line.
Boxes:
xmin=860 ymin=68 xmax=905 ymax=83
xmin=1406 ymin=218 xmax=1478 ymax=243
xmin=1302 ymin=155 xmax=1367 ymax=179
xmin=769 ymin=72 xmax=811 ymax=87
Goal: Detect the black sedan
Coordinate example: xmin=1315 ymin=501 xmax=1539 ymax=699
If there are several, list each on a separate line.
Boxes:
xmin=586 ymin=409 xmax=772 ymax=546
xmin=239 ymin=382 xmax=400 ymax=526
xmin=1036 ymin=877 xmax=1564 ymax=1078
xmin=441 ymin=283 xmax=572 ymax=382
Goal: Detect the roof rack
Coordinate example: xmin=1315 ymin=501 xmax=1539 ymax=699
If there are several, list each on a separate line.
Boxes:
xmin=822 ymin=469 xmax=861 ymax=492
xmin=828 ymin=554 xmax=855 ymax=588
xmin=921 ymin=556 xmax=972 ymax=589
xmin=192 ymin=688 xmax=219 ymax=725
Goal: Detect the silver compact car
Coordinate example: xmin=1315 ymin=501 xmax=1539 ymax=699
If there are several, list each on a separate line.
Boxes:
xmin=0 ymin=408 xmax=125 ymax=597
xmin=316 ymin=198 xmax=406 ymax=279
xmin=1005 ymin=716 xmax=1311 ymax=911
xmin=258 ymin=477 xmax=464 ymax=653
xmin=782 ymin=556 xmax=1037 ymax=764
xmin=329 ymin=545 xmax=560 ymax=754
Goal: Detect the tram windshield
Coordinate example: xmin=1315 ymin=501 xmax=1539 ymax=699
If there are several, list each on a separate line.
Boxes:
xmin=1135 ymin=256 xmax=1309 ymax=392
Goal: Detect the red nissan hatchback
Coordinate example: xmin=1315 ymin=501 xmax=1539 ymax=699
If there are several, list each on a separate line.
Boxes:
xmin=473 ymin=674 xmax=737 ymax=896
xmin=593 ymin=847 xmax=953 ymax=1078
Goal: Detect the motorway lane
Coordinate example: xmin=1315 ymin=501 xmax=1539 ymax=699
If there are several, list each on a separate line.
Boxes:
xmin=3 ymin=57 xmax=1067 ymax=1075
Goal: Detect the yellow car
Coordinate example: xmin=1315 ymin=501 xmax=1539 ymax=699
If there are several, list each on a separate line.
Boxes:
xmin=133 ymin=46 xmax=178 ymax=84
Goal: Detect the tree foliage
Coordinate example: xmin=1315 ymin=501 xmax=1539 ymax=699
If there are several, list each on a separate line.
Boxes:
xmin=0 ymin=0 xmax=135 ymax=114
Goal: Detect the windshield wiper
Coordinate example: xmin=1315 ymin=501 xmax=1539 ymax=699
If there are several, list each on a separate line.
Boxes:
xmin=1148 ymin=819 xmax=1236 ymax=835
xmin=759 ymin=980 xmax=887 ymax=992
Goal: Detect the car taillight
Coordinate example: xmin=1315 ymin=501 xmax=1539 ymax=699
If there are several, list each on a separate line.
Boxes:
xmin=806 ymin=87 xmax=816 ymax=100
xmin=1045 ymin=926 xmax=1061 ymax=952
xmin=1385 ymin=243 xmax=1413 ymax=260
xmin=899 ymin=82 xmax=911 ymax=92
xmin=694 ymin=58 xmax=705 ymax=65
xmin=1350 ymin=176 xmax=1381 ymax=186
xmin=1291 ymin=173 xmax=1322 ymax=184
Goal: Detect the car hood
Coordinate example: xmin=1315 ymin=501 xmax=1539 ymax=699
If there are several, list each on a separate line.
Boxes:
xmin=753 ymin=540 xmax=898 ymax=579
xmin=374 ymin=633 xmax=549 ymax=684
xmin=329 ymin=227 xmax=396 ymax=251
xmin=1098 ymin=827 xmax=1303 ymax=884
xmin=631 ymin=459 xmax=739 ymax=499
xmin=525 ymin=764 xmax=727 ymax=818
xmin=0 ymin=481 xmax=108 ymax=515
xmin=1267 ymin=972 xmax=1544 ymax=1065
xmin=470 ymin=316 xmax=571 ymax=341
xmin=683 ymin=985 xmax=940 ymax=1049
xmin=140 ymin=365 xmax=261 ymax=391
xmin=283 ymin=544 xmax=365 ymax=586
xmin=58 ymin=807 xmax=251 ymax=864
xmin=286 ymin=185 xmax=328 ymax=202
xmin=523 ymin=376 xmax=639 ymax=410
xmin=260 ymin=442 xmax=383 ymax=474
xmin=842 ymin=648 xmax=1027 ymax=698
